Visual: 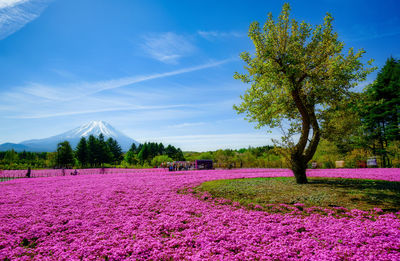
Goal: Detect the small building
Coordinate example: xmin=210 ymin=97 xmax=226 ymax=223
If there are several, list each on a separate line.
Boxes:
xmin=335 ymin=160 xmax=345 ymax=168
xmin=195 ymin=159 xmax=213 ymax=170
xmin=367 ymin=157 xmax=378 ymax=168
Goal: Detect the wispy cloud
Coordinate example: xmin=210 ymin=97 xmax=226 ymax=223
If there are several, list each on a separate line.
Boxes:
xmin=167 ymin=122 xmax=205 ymax=129
xmin=0 ymin=0 xmax=51 ymax=40
xmin=352 ymin=80 xmax=373 ymax=92
xmin=16 ymin=59 xmax=233 ymax=101
xmin=50 ymin=68 xmax=77 ymax=80
xmin=0 ymin=59 xmax=234 ymax=120
xmin=348 ymin=30 xmax=400 ymax=42
xmin=346 ymin=20 xmax=400 ymax=43
xmin=8 ymin=104 xmax=188 ymax=119
xmin=141 ymin=32 xmax=196 ymax=64
xmin=197 ymin=30 xmax=245 ymax=41
xmin=0 ymin=0 xmax=28 ymax=9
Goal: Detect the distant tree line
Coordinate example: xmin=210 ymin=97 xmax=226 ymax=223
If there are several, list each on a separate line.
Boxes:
xmin=0 ymin=150 xmax=48 ymax=169
xmin=183 ymin=146 xmax=286 ymax=169
xmin=73 ymin=134 xmax=123 ymax=167
xmin=124 ymin=142 xmax=185 ymax=167
xmin=0 ymin=135 xmax=186 ymax=169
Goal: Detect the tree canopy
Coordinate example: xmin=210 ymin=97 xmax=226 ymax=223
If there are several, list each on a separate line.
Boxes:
xmin=75 ymin=137 xmax=88 ymax=167
xmin=234 ymin=3 xmax=374 ymax=183
xmin=360 ymin=57 xmax=400 ymax=166
xmin=136 ymin=142 xmax=185 ymax=164
xmin=56 ymin=141 xmax=74 ymax=168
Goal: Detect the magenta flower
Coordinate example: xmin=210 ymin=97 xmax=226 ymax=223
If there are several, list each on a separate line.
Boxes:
xmin=0 ymin=168 xmax=399 ymax=260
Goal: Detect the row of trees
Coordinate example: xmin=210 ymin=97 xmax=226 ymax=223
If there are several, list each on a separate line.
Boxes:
xmin=320 ymin=57 xmax=400 ymax=168
xmin=73 ymin=134 xmax=123 ymax=167
xmin=2 ymin=138 xmax=399 ymax=171
xmin=55 ymin=134 xmax=123 ymax=168
xmin=184 ymin=146 xmax=285 ymax=169
xmin=0 ymin=150 xmax=49 ymax=169
xmin=0 ymin=144 xmax=279 ymax=170
xmin=124 ymin=142 xmax=185 ymax=167
xmin=359 ymin=58 xmax=399 ymax=166
xmin=0 ymin=135 xmax=187 ymax=169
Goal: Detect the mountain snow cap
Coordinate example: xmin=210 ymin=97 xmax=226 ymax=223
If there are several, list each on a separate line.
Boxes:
xmin=73 ymin=121 xmax=117 ymax=138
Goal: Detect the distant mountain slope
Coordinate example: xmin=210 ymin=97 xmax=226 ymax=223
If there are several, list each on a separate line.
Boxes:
xmin=0 ymin=143 xmax=31 ymax=152
xmin=0 ymin=121 xmax=139 ymax=152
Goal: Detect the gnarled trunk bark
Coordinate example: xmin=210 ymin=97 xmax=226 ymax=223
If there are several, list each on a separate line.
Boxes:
xmin=290 ymin=89 xmax=321 ymax=184
xmin=291 ymin=154 xmax=308 ymax=184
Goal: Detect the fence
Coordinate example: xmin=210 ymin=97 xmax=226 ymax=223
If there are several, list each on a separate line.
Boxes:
xmin=0 ymin=168 xmax=168 ymax=181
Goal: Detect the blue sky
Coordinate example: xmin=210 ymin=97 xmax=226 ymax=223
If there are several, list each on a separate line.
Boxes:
xmin=0 ymin=0 xmax=399 ymax=151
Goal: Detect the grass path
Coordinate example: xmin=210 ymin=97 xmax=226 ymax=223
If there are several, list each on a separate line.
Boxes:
xmin=195 ymin=177 xmax=400 ymax=213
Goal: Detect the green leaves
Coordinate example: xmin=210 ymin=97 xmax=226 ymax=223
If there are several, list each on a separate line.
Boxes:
xmin=57 ymin=141 xmax=74 ymax=167
xmin=234 ymin=3 xmax=373 ymax=128
xmin=359 ymin=57 xmax=400 ymax=166
xmin=234 ymin=3 xmax=374 ymax=181
xmin=75 ymin=137 xmax=88 ymax=167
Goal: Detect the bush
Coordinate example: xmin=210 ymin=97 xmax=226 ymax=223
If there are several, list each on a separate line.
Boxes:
xmin=151 ymin=155 xmax=173 ymax=167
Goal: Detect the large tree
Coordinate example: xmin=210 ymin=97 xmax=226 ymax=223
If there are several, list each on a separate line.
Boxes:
xmin=56 ymin=141 xmax=74 ymax=168
xmin=360 ymin=57 xmax=400 ymax=166
xmin=234 ymin=3 xmax=374 ymax=183
xmin=97 ymin=134 xmax=112 ymax=166
xmin=87 ymin=135 xmax=99 ymax=167
xmin=106 ymin=137 xmax=123 ymax=164
xmin=75 ymin=137 xmax=88 ymax=167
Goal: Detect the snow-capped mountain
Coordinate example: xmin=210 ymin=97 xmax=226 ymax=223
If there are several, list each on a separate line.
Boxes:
xmin=54 ymin=121 xmax=126 ymax=140
xmin=0 ymin=121 xmax=139 ymax=152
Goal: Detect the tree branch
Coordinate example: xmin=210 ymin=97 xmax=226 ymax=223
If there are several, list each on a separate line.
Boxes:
xmin=304 ymin=108 xmax=321 ymax=162
xmin=291 ymin=88 xmax=311 ymax=158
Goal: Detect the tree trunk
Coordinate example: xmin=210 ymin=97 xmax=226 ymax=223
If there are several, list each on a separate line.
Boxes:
xmin=291 ymin=155 xmax=308 ymax=184
xmin=290 ymin=89 xmax=320 ymax=184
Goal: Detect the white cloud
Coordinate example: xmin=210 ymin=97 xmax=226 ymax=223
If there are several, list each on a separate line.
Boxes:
xmin=0 ymin=59 xmax=235 ymax=120
xmin=352 ymin=80 xmax=373 ymax=92
xmin=7 ymin=104 xmax=188 ymax=119
xmin=167 ymin=122 xmax=206 ymax=129
xmin=0 ymin=0 xmax=51 ymax=40
xmin=197 ymin=30 xmax=245 ymax=40
xmin=0 ymin=0 xmax=28 ymax=9
xmin=141 ymin=32 xmax=196 ymax=64
xmin=50 ymin=69 xmax=77 ymax=79
xmin=12 ymin=59 xmax=233 ymax=101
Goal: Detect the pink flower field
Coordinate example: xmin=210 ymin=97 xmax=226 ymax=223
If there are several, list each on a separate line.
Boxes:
xmin=0 ymin=168 xmax=399 ymax=260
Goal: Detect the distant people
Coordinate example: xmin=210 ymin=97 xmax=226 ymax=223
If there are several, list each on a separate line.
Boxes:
xmin=62 ymin=168 xmax=65 ymax=176
xmin=101 ymin=167 xmax=105 ymax=174
xmin=71 ymin=169 xmax=78 ymax=176
xmin=26 ymin=167 xmax=31 ymax=178
xmin=312 ymin=162 xmax=318 ymax=169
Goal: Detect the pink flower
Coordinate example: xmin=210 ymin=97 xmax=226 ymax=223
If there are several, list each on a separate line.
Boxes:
xmin=0 ymin=168 xmax=399 ymax=260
